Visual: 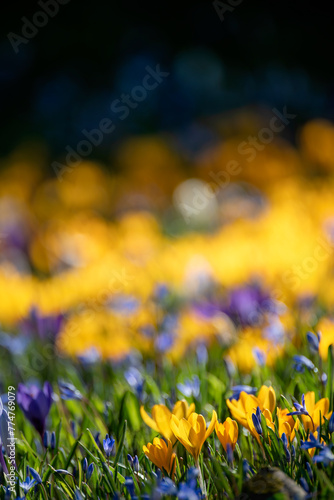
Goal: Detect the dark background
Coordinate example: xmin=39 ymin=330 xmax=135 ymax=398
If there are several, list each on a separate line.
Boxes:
xmin=1 ymin=0 xmax=333 ymax=166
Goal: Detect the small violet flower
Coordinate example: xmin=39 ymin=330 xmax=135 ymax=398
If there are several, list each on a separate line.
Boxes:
xmin=103 ymin=434 xmax=115 ymax=457
xmin=177 ymin=376 xmax=200 ymax=398
xmin=306 ymin=331 xmax=321 ymax=353
xmin=313 ymin=446 xmax=334 ymax=466
xmin=288 ymin=394 xmax=310 ymax=418
xmin=293 ymin=355 xmax=316 ymax=373
xmin=229 ymin=385 xmax=257 ymax=401
xmin=58 ymin=381 xmax=82 ymax=401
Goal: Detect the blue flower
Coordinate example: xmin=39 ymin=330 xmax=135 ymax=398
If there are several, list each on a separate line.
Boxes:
xmin=59 ymin=381 xmax=82 ymax=401
xmin=154 ymin=283 xmax=170 ymax=301
xmin=0 ymin=397 xmax=11 ymax=457
xmin=300 ymin=477 xmax=310 ymax=493
xmin=17 ymin=382 xmax=53 ymax=437
xmin=21 ymin=307 xmax=64 ymax=341
xmin=253 ymin=348 xmax=266 ymax=366
xmin=196 ymin=344 xmax=208 ymax=365
xmin=127 ymin=454 xmax=139 ymax=472
xmin=103 ymin=434 xmax=115 ymax=457
xmin=86 ymin=463 xmax=94 ymax=481
xmin=242 ymin=459 xmax=255 ymax=478
xmin=177 ymin=467 xmax=202 ymax=499
xmin=155 ymin=332 xmax=175 ymax=353
xmin=252 ymin=407 xmax=262 ymax=435
xmin=178 ymin=482 xmax=201 ymax=500
xmin=329 ymin=412 xmax=334 ymax=433
xmin=124 ymin=477 xmax=136 ymax=499
xmin=313 ymin=446 xmax=334 ymax=466
xmin=229 ymin=385 xmax=257 ymax=401
xmin=124 ymin=367 xmax=144 ymax=401
xmin=177 ymin=376 xmax=200 ymax=398
xmin=43 ymin=431 xmax=49 ymax=448
xmin=288 ymin=394 xmax=310 ymax=417
xmin=281 ymin=432 xmax=288 ymax=449
xmin=281 ymin=432 xmax=291 ymax=462
xmin=20 ymin=476 xmax=36 ymax=494
xmin=74 ymin=491 xmax=84 ymax=500
xmin=306 ymin=331 xmax=320 ymax=353
xmin=51 ymin=431 xmax=56 ymax=450
xmin=291 ymin=444 xmax=295 ymax=459
xmin=300 ymin=432 xmax=323 ymax=451
xmin=155 ymin=477 xmax=177 ymax=496
xmin=29 ymin=467 xmax=42 ymax=484
xmin=306 ymin=462 xmax=313 ymax=481
xmin=293 ymin=355 xmax=316 ymax=373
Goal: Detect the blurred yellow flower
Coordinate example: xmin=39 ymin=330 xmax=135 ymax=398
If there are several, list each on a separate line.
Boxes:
xmin=317 ymin=318 xmax=334 ymax=360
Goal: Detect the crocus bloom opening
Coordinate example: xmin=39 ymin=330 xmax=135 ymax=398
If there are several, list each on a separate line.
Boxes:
xmin=215 ymin=417 xmax=238 ymax=452
xmin=140 ymin=400 xmax=195 ymax=444
xmin=17 ymin=382 xmax=53 ymax=437
xmin=170 ymin=410 xmax=217 ymax=460
xmin=276 ymin=407 xmax=299 ymax=441
xmin=143 ymin=438 xmax=176 ymax=477
xmin=226 ymin=385 xmax=276 ymax=431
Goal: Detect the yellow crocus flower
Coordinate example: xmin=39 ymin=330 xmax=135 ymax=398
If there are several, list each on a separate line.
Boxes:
xmin=143 ymin=438 xmax=176 ymax=476
xmin=300 ymin=392 xmax=332 ymax=433
xmin=140 ymin=400 xmax=195 ymax=444
xmin=215 ymin=417 xmax=238 ymax=452
xmin=276 ymin=407 xmax=299 ymax=441
xmin=226 ymin=385 xmax=276 ymax=431
xmin=170 ymin=410 xmax=217 ymax=461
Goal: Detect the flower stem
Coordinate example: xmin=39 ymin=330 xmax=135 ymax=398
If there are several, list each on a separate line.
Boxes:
xmin=195 ymin=457 xmax=207 ymax=499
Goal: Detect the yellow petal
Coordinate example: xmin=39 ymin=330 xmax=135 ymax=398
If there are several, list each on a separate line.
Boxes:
xmin=187 ymin=402 xmax=196 ymax=418
xmin=140 ymin=405 xmax=159 ymax=432
xmin=173 ymin=400 xmax=188 ymax=419
xmin=304 ymin=392 xmax=315 ymax=413
xmin=205 ymin=410 xmax=217 ymax=439
xmin=152 ymin=405 xmax=174 ymax=441
xmin=258 ymin=385 xmax=276 ymax=413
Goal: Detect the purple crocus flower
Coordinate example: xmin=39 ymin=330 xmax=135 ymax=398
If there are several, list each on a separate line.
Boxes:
xmin=21 ymin=308 xmax=64 ymax=341
xmin=17 ymin=382 xmax=53 ymax=437
xmin=222 ymin=283 xmax=275 ymax=327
